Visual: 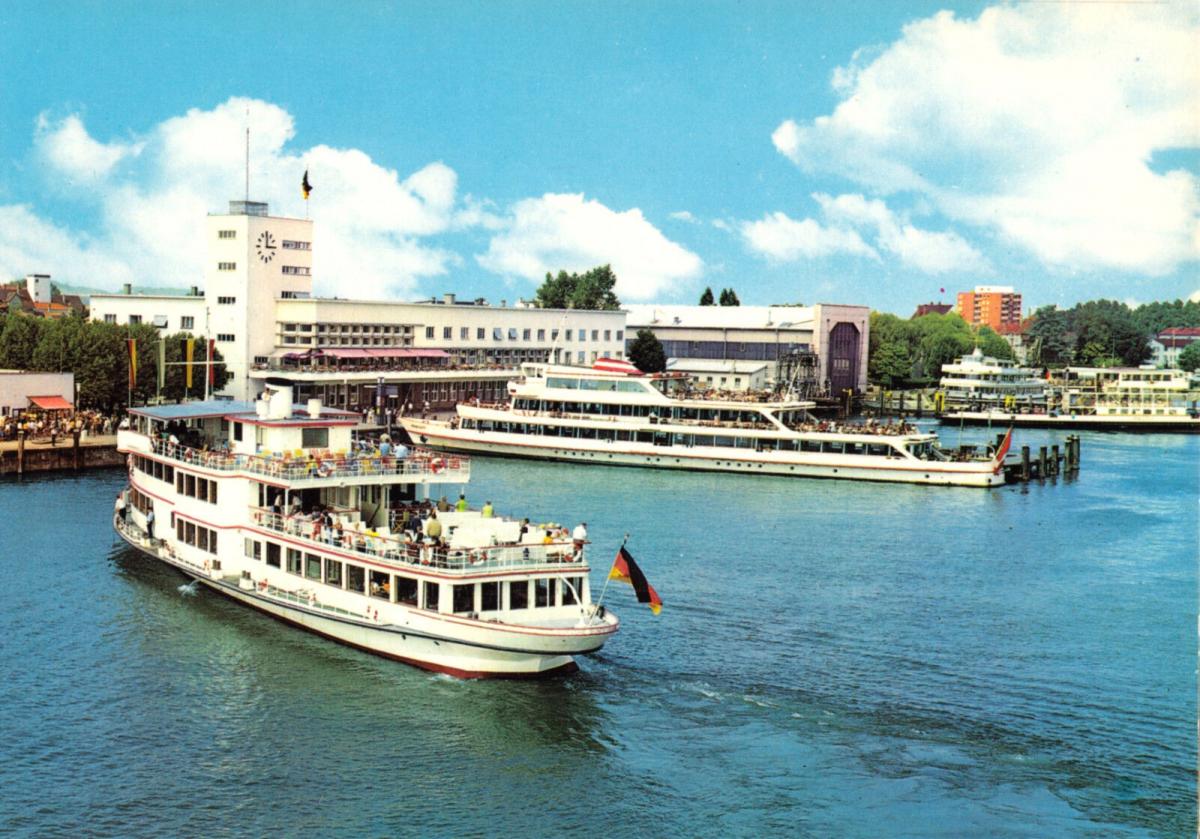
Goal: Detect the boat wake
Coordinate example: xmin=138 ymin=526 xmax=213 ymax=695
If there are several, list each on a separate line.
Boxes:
xmin=177 ymin=581 xmax=199 ymax=597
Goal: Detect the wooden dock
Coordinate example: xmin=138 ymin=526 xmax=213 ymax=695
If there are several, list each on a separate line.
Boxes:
xmin=0 ymin=432 xmax=124 ymax=476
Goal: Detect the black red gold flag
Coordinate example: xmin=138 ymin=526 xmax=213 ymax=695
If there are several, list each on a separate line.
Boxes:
xmin=610 ymin=546 xmax=662 ymax=615
xmin=302 ymin=170 xmax=312 ymax=200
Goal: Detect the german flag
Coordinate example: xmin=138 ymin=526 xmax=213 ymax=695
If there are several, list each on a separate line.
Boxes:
xmin=610 ymin=546 xmax=662 ymax=615
xmin=301 ymin=169 xmax=312 ymax=200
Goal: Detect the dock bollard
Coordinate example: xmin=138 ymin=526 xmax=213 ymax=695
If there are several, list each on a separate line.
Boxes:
xmin=17 ymin=429 xmax=25 ymax=476
xmin=1051 ymin=444 xmax=1060 ymax=476
xmin=1038 ymin=446 xmax=1048 ymax=478
xmin=1020 ymin=446 xmax=1030 ymax=482
xmin=72 ymin=429 xmax=81 ymax=470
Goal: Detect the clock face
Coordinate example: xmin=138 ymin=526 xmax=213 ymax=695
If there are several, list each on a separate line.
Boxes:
xmin=256 ymin=231 xmax=276 ymax=263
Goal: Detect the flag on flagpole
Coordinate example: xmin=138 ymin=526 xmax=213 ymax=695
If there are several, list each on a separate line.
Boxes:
xmin=185 ymin=338 xmax=195 ymax=389
xmin=992 ymin=427 xmax=1014 ymax=473
xmin=610 ymin=546 xmax=662 ymax=614
xmin=127 ymin=339 xmax=138 ymax=389
xmin=207 ymin=339 xmax=216 ymax=388
xmin=301 ymin=169 xmax=312 ymax=200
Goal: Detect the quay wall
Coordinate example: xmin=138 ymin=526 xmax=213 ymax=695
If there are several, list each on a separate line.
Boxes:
xmin=0 ymin=435 xmax=124 ymax=476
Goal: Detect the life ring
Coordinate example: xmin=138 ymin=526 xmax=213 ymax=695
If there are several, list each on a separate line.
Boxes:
xmin=317 ymin=461 xmax=334 ymax=477
xmin=258 ymin=580 xmax=268 ymax=591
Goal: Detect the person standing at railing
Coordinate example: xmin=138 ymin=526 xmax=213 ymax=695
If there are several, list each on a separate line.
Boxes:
xmin=482 ymin=500 xmax=494 ymax=518
xmin=424 ymin=512 xmax=443 ymax=545
xmin=455 ymin=493 xmax=468 ymax=512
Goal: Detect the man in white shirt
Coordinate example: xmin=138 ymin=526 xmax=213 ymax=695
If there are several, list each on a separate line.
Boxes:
xmin=572 ymin=522 xmax=587 ymax=554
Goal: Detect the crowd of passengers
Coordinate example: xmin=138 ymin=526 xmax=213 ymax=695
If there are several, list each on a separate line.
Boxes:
xmin=2 ymin=409 xmax=121 ymax=443
xmin=262 ymin=492 xmax=585 ymax=566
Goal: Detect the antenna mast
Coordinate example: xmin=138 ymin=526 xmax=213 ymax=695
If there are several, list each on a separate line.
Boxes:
xmin=244 ymin=107 xmax=250 ymax=201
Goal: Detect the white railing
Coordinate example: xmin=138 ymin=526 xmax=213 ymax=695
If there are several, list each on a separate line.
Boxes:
xmin=251 ymin=509 xmax=586 ymax=574
xmin=148 ymin=437 xmax=469 ymax=482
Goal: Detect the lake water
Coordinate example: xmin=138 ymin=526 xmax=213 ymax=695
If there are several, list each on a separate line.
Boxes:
xmin=0 ymin=426 xmax=1194 ymax=837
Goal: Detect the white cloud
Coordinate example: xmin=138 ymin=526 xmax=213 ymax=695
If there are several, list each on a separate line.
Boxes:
xmin=669 ymin=210 xmax=699 ymax=224
xmin=773 ymin=4 xmax=1200 ymax=276
xmin=740 ymin=211 xmax=878 ymax=262
xmin=35 ymin=114 xmax=140 ymax=183
xmin=1189 ymin=289 xmax=1200 ymax=303
xmin=813 ymin=192 xmax=989 ymax=274
xmin=477 ymin=193 xmax=704 ymax=300
xmin=9 ymin=98 xmax=466 ymax=296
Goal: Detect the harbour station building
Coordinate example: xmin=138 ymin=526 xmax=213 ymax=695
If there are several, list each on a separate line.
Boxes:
xmin=625 ymin=304 xmax=870 ymax=395
xmin=90 ymin=201 xmax=627 ymax=412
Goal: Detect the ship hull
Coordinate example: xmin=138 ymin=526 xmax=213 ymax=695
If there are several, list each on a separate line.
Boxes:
xmin=114 ymin=517 xmax=605 ymax=678
xmin=403 ymin=421 xmax=1004 ymax=488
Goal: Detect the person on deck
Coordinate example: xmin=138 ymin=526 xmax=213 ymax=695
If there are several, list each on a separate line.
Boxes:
xmin=437 ymin=496 xmax=450 ymax=512
xmin=424 ymin=512 xmax=443 ymax=544
xmin=572 ymin=522 xmax=587 ymax=552
xmin=482 ymin=501 xmax=494 ymax=518
xmin=455 ymin=493 xmax=468 ymax=512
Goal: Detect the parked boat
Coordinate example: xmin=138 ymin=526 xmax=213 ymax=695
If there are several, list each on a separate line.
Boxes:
xmin=938 ymin=348 xmax=1048 ymax=411
xmin=113 ymin=382 xmax=618 ymax=678
xmin=402 ymin=360 xmax=1010 ymax=488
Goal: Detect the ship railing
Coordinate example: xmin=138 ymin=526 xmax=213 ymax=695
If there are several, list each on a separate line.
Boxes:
xmin=149 ymin=437 xmax=469 ymax=482
xmin=251 ymin=509 xmax=585 ymax=573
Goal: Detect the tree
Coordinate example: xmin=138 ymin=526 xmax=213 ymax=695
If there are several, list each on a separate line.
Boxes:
xmin=1026 ymin=305 xmax=1073 ymax=366
xmin=718 ymin=288 xmax=740 ymax=306
xmin=867 ymin=311 xmax=917 ymax=387
xmin=699 ymin=287 xmax=715 ymax=306
xmin=0 ymin=314 xmax=42 ymax=370
xmin=910 ymin=312 xmax=974 ymax=379
xmin=534 ymin=265 xmax=621 ymax=310
xmin=975 ymin=326 xmax=1014 ymax=361
xmin=1072 ymin=300 xmax=1148 ymax=367
xmin=628 ymin=329 xmax=667 ymax=373
xmin=1177 ymin=342 xmax=1200 ymax=372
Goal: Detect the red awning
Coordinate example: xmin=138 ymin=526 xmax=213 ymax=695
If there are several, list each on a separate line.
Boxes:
xmin=29 ymin=395 xmax=73 ymax=410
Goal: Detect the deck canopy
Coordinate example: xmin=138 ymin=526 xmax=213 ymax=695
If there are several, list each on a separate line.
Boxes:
xmin=28 ymin=395 xmax=73 ymax=410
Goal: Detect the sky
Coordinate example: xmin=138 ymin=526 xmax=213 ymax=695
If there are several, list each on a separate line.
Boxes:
xmin=0 ymin=1 xmax=1196 ymax=316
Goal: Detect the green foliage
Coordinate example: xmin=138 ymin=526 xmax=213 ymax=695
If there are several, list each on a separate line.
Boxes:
xmin=534 ymin=265 xmax=621 ymax=310
xmin=718 ymin=288 xmax=740 ymax=306
xmin=699 ymin=287 xmax=714 ymax=306
xmin=0 ymin=314 xmax=43 ymax=369
xmin=628 ymin=329 xmax=667 ymax=373
xmin=1177 ymin=342 xmax=1200 ymax=372
xmin=1026 ymin=301 xmax=1149 ymax=368
xmin=1130 ymin=299 xmax=1200 ymax=334
xmin=1027 ymin=305 xmax=1073 ymax=366
xmin=975 ymin=326 xmax=1014 ymax=361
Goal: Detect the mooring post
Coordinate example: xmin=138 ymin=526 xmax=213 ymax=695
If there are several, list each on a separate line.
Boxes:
xmin=1038 ymin=445 xmax=1047 ymax=478
xmin=1051 ymin=444 xmax=1060 ymax=475
xmin=72 ymin=428 xmax=81 ymax=470
xmin=1021 ymin=445 xmax=1030 ymax=481
xmin=16 ymin=429 xmax=25 ymax=476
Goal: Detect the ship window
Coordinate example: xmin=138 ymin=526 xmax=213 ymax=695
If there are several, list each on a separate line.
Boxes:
xmin=453 ymin=584 xmax=474 ymax=614
xmin=867 ymin=443 xmax=890 ymax=457
xmin=845 ymin=443 xmax=865 ymax=455
xmin=824 ymin=441 xmax=845 ymax=454
xmin=245 ymin=539 xmax=261 ymax=560
xmin=395 ymin=576 xmax=418 ymax=605
xmin=480 ymin=582 xmax=500 ymax=611
xmin=287 ymin=548 xmax=303 ymax=575
xmin=563 ymin=576 xmax=582 ymax=606
xmin=305 ymin=553 xmax=322 ymax=580
xmin=266 ymin=542 xmax=281 ymax=568
xmin=346 ymin=564 xmax=365 ymax=593
xmin=509 ymin=580 xmax=529 ymax=609
xmin=301 ymin=428 xmax=328 ymax=448
xmin=370 ymin=570 xmax=391 ymax=600
xmin=324 ymin=559 xmax=342 ymax=587
xmin=423 ymin=581 xmax=440 ymax=611
xmin=196 ymin=528 xmax=209 ymax=552
xmin=534 ymin=578 xmax=555 ymax=608
xmin=233 ymin=422 xmax=243 ymax=442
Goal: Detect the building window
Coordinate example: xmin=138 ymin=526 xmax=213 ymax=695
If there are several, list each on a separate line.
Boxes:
xmin=103 ymin=314 xmax=116 ymax=324
xmin=508 ymin=328 xmax=518 ymax=340
xmin=443 ymin=326 xmax=452 ymax=340
xmin=282 ymin=240 xmax=311 ymax=250
xmin=565 ymin=329 xmax=573 ymax=341
xmin=604 ymin=330 xmax=611 ymax=341
xmin=522 ymin=328 xmax=531 ymax=341
xmin=217 ymin=296 xmax=236 ymax=305
xmin=476 ymin=327 xmax=485 ymax=340
xmin=616 ymin=330 xmax=623 ymax=341
xmin=128 ymin=315 xmax=142 ymax=325
xmin=493 ymin=328 xmax=503 ymax=340
xmin=460 ymin=327 xmax=469 ymax=340
xmin=577 ymin=350 xmax=585 ymax=363
xmin=281 ymin=266 xmax=311 ymax=276
xmin=217 ymin=333 xmax=235 ymax=342
xmin=537 ymin=329 xmax=546 ymax=341
xmin=591 ymin=330 xmax=599 ymax=341
xmin=218 ymin=230 xmax=236 ymax=239
xmin=218 ymin=262 xmax=236 ymax=271
xmin=181 ymin=316 xmax=194 ymax=330
xmin=425 ymin=326 xmax=434 ymax=339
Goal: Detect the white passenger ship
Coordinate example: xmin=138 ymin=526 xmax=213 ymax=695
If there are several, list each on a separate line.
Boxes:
xmin=938 ymin=348 xmax=1048 ymax=411
xmin=113 ymin=382 xmax=619 ymax=678
xmin=942 ymin=366 xmax=1200 ymax=432
xmin=402 ymin=360 xmax=1010 ymax=488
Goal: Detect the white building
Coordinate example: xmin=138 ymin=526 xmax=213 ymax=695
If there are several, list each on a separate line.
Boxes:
xmin=626 ymin=303 xmax=870 ymax=395
xmin=91 ymin=200 xmax=627 ymax=407
xmin=0 ymin=371 xmax=75 ymax=415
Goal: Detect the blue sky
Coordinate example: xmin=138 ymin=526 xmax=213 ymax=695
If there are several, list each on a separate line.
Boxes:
xmin=1 ymin=1 xmax=1196 ymax=315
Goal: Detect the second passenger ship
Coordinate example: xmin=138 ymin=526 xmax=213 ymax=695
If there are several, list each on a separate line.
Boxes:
xmin=403 ymin=360 xmax=1010 ymax=488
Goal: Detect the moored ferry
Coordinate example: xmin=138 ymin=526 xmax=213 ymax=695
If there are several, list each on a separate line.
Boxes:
xmin=402 ymin=360 xmax=1010 ymax=488
xmin=938 ymin=348 xmax=1048 ymax=412
xmin=113 ymin=381 xmax=619 ymax=678
xmin=942 ymin=366 xmax=1200 ymax=432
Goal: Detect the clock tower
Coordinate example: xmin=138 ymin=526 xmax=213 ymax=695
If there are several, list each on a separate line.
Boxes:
xmin=205 ymin=200 xmax=314 ymax=399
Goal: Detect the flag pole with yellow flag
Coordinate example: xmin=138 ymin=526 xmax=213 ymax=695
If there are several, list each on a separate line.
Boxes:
xmin=185 ymin=338 xmax=195 ymax=394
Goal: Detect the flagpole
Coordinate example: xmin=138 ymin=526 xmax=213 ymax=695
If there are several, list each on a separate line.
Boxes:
xmin=592 ymin=532 xmax=629 ymax=614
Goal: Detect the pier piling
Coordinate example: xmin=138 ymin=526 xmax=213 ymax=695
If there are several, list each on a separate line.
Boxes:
xmin=72 ymin=430 xmax=81 ymax=470
xmin=16 ymin=430 xmax=24 ymax=476
xmin=1021 ymin=446 xmax=1030 ymax=481
xmin=1038 ymin=446 xmax=1048 ymax=478
xmin=1051 ymin=444 xmax=1060 ymax=476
